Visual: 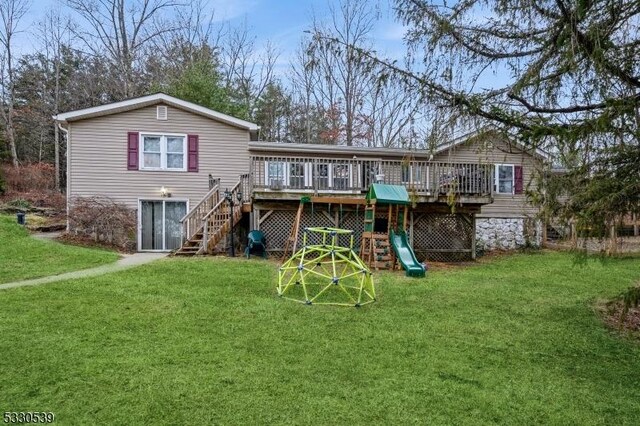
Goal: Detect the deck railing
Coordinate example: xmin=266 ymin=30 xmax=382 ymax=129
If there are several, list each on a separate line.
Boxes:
xmin=250 ymin=156 xmax=493 ymax=196
xmin=202 ymin=179 xmax=243 ymax=253
xmin=180 ymin=178 xmax=220 ymax=242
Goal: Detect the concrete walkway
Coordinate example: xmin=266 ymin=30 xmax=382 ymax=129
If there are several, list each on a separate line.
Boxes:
xmin=0 ymin=252 xmax=167 ymax=291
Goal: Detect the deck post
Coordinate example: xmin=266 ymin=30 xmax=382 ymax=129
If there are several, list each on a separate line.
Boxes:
xmin=203 ymin=219 xmax=209 ymax=254
xmin=541 ymin=218 xmax=548 ymax=247
xmin=409 ymin=211 xmax=414 ymax=246
xmin=634 ymin=212 xmax=638 ymax=237
xmin=471 ymin=213 xmax=477 ymax=260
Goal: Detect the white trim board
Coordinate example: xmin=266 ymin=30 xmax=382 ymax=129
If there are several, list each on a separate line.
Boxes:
xmin=53 ymin=93 xmax=259 ymax=131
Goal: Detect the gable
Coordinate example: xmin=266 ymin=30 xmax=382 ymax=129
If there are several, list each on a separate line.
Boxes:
xmin=433 ymin=132 xmax=545 ymax=165
xmin=54 ymin=93 xmax=258 ymax=131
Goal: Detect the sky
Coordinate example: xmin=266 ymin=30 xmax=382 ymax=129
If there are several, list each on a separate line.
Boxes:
xmin=20 ymin=0 xmax=409 ymax=78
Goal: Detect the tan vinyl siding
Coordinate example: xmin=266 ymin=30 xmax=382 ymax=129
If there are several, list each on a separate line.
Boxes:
xmin=68 ymin=104 xmax=250 ymax=209
xmin=433 ymin=137 xmax=541 ymax=218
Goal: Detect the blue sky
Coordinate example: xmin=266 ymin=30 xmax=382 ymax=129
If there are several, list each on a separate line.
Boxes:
xmin=20 ymin=0 xmax=408 ymax=77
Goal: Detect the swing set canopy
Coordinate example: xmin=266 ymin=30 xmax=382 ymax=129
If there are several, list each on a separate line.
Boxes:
xmin=366 ymin=184 xmax=410 ymax=205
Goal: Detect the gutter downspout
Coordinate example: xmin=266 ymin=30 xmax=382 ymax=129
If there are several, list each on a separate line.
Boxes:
xmin=56 ymin=120 xmax=70 ymax=231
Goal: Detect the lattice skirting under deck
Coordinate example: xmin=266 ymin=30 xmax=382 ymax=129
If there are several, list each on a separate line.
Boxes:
xmin=257 ymin=207 xmax=473 ymax=262
xmin=412 ymin=213 xmax=474 ymax=262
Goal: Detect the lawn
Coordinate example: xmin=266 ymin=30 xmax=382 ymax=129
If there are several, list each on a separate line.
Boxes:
xmin=0 ymin=215 xmax=119 ymax=284
xmin=1 ymin=252 xmax=639 ymax=424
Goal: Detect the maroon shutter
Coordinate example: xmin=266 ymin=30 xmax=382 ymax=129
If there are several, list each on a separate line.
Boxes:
xmin=127 ymin=132 xmax=139 ymax=170
xmin=514 ymin=165 xmax=523 ymax=194
xmin=187 ymin=134 xmax=199 ymax=172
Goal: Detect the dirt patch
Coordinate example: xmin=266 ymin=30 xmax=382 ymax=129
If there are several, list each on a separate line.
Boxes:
xmin=56 ymin=232 xmax=135 ymax=254
xmin=598 ymin=299 xmax=640 ymax=341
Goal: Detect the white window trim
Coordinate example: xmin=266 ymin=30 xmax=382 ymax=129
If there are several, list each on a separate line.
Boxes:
xmin=401 ymin=164 xmax=426 ymax=185
xmin=264 ymin=161 xmax=357 ymax=192
xmin=288 ymin=161 xmax=308 ymax=188
xmin=264 ymin=161 xmax=288 ymax=186
xmin=495 ymin=163 xmax=515 ymax=195
xmin=139 ymin=132 xmax=188 ymax=171
xmin=330 ymin=162 xmax=354 ymax=191
xmin=137 ymin=198 xmax=190 ymax=252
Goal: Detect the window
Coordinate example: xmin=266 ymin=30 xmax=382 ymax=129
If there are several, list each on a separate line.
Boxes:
xmin=495 ymin=164 xmax=514 ymax=194
xmin=315 ymin=163 xmax=330 ymax=190
xmin=289 ymin=162 xmax=305 ymax=188
xmin=268 ymin=161 xmax=285 ymax=182
xmin=333 ymin=163 xmax=350 ymax=190
xmin=140 ymin=134 xmax=186 ymax=171
xmin=402 ymin=164 xmax=423 ymax=184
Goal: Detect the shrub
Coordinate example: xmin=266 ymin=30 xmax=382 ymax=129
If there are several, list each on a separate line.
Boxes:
xmin=0 ymin=165 xmax=5 ymax=195
xmin=68 ymin=196 xmax=136 ymax=249
xmin=6 ymin=198 xmax=31 ymax=210
xmin=620 ymin=285 xmax=640 ymax=324
xmin=1 ymin=163 xmax=56 ymax=193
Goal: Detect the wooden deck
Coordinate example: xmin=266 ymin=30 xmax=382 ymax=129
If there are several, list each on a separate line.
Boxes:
xmin=249 ymin=155 xmax=494 ymax=204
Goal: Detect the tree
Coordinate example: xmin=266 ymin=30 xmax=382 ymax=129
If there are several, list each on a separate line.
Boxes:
xmin=164 ymin=57 xmax=247 ymax=119
xmin=294 ymin=0 xmax=419 ymax=147
xmin=254 ymin=81 xmax=292 ymax=142
xmin=306 ymin=1 xmax=378 ymax=146
xmin=38 ymin=7 xmax=71 ymax=190
xmin=221 ymin=21 xmax=278 ymax=120
xmin=0 ymin=0 xmax=30 ymax=167
xmin=315 ymin=0 xmax=639 ymax=234
xmin=66 ymin=0 xmax=179 ymax=98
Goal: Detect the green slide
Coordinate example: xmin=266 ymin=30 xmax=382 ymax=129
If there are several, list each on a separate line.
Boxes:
xmin=390 ymin=230 xmax=426 ymax=277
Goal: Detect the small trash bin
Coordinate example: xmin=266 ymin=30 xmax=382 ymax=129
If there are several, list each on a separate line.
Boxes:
xmin=16 ymin=211 xmax=26 ymax=225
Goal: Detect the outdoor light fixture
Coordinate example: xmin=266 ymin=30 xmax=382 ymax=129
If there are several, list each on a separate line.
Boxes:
xmin=237 ymin=191 xmax=243 ymax=202
xmin=160 ymin=186 xmax=171 ymax=197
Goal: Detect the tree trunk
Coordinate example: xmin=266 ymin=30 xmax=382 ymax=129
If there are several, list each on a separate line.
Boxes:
xmin=7 ymin=104 xmax=18 ymax=167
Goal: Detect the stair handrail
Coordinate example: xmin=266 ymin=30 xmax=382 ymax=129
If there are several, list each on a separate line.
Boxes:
xmin=180 ymin=182 xmax=220 ymax=244
xmin=200 ymin=179 xmax=244 ymax=253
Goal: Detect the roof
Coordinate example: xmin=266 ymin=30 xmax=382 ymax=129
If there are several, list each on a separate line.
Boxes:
xmin=53 ymin=93 xmax=259 ymax=131
xmin=366 ymin=184 xmax=410 ymax=205
xmin=248 ymin=141 xmax=421 ymax=158
xmin=249 ymin=130 xmax=549 ymax=162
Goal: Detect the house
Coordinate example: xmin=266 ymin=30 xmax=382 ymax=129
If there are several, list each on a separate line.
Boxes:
xmin=54 ymin=93 xmax=545 ymax=261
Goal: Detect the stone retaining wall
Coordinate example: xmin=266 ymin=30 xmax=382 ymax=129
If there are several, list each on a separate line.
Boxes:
xmin=476 ymin=217 xmax=540 ymax=250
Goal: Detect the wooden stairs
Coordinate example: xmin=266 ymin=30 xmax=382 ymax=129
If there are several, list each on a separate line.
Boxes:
xmin=174 ymin=176 xmax=248 ymax=256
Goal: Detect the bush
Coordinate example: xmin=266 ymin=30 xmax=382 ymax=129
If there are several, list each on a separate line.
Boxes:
xmin=1 ymin=162 xmax=56 ymax=193
xmin=68 ymin=196 xmax=136 ymax=249
xmin=6 ymin=198 xmax=31 ymax=210
xmin=621 ymin=285 xmax=640 ymax=324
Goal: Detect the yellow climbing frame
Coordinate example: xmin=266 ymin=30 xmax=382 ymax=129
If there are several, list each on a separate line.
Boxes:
xmin=277 ymin=227 xmax=376 ymax=307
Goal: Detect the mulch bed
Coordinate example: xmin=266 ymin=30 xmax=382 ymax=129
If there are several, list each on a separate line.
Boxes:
xmin=56 ymin=233 xmax=135 ymax=254
xmin=598 ymin=299 xmax=640 ymax=340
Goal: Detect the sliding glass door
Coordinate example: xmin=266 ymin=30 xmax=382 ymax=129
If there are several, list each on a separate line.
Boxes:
xmin=140 ymin=200 xmax=187 ymax=251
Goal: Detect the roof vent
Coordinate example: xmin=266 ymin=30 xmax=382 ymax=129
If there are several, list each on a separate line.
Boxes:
xmin=157 ymin=105 xmax=168 ymax=120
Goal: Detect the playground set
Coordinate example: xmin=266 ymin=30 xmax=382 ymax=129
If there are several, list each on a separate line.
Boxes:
xmin=276 ymin=184 xmax=426 ymax=287
xmin=277 ymin=227 xmax=376 ymax=307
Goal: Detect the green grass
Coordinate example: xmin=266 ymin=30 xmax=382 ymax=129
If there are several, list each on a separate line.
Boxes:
xmin=0 ymin=215 xmax=119 ymax=283
xmin=1 ymin=252 xmax=639 ymax=424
